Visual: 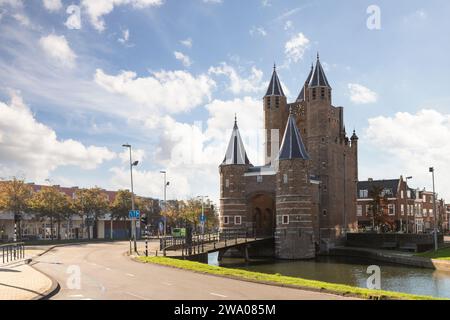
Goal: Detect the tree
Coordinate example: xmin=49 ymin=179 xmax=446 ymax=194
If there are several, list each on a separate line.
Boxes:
xmin=0 ymin=178 xmax=33 ymax=240
xmin=29 ymin=186 xmax=73 ymax=240
xmin=110 ymin=189 xmax=133 ymax=221
xmin=369 ymin=186 xmax=394 ymax=232
xmin=73 ymin=188 xmax=109 ymax=239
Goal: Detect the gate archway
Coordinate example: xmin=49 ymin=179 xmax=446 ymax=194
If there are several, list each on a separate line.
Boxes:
xmin=248 ymin=193 xmax=275 ymax=237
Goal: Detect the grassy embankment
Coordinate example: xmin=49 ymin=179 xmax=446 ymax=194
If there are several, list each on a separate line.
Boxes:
xmin=138 ymin=256 xmax=441 ymax=300
xmin=416 ymin=247 xmax=450 ymax=260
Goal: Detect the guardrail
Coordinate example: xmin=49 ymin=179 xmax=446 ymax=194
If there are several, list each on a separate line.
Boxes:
xmin=1 ymin=242 xmax=25 ymax=264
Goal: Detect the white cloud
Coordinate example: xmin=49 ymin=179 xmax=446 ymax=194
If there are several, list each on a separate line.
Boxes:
xmin=208 ymin=63 xmax=265 ymax=95
xmin=285 ymin=32 xmax=310 ymax=63
xmin=348 ymin=83 xmax=378 ymax=104
xmin=119 ymin=148 xmax=146 ymax=164
xmin=118 ymin=28 xmax=130 ymax=44
xmin=365 ymin=109 xmax=450 ymax=200
xmin=262 ymin=0 xmax=271 ymax=7
xmin=180 ymin=38 xmax=192 ymax=48
xmin=0 ymin=92 xmax=116 ymax=181
xmin=284 ymin=20 xmax=293 ymax=30
xmin=65 ymin=5 xmax=82 ymax=30
xmin=0 ymin=0 xmax=23 ymax=8
xmin=202 ymin=0 xmax=222 ymax=3
xmin=249 ymin=26 xmax=267 ymax=37
xmin=39 ymin=34 xmax=77 ymax=68
xmin=94 ymin=68 xmax=216 ymax=115
xmin=174 ymin=51 xmax=192 ymax=67
xmin=81 ymin=0 xmax=163 ymax=32
xmin=42 ymin=0 xmax=62 ymax=12
xmin=12 ymin=12 xmax=29 ymax=26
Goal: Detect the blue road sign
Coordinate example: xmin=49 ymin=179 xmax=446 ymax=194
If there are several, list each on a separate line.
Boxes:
xmin=128 ymin=210 xmax=140 ymax=219
xmin=200 ymin=215 xmax=206 ymax=223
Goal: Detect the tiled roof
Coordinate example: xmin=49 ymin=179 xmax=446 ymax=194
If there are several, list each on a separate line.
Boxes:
xmin=309 ymin=53 xmax=331 ymax=88
xmin=278 ymin=112 xmax=309 ymax=160
xmin=265 ymin=65 xmax=285 ymax=97
xmin=222 ymin=117 xmax=251 ymax=165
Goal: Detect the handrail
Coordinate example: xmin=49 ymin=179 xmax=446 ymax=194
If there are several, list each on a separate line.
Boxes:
xmin=1 ymin=242 xmax=25 ymax=264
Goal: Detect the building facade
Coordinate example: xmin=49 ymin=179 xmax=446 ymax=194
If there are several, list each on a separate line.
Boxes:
xmin=219 ymin=55 xmax=358 ymax=259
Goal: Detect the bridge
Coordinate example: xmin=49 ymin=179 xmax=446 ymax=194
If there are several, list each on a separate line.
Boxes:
xmin=153 ymin=229 xmax=274 ymax=262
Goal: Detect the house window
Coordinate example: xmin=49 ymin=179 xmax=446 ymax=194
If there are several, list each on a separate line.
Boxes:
xmin=256 ymin=175 xmax=263 ymax=183
xmin=359 ymin=189 xmax=368 ymax=198
xmin=234 ymin=216 xmax=242 ymax=225
xmin=323 ymin=209 xmax=327 ymax=216
xmin=401 ymin=190 xmax=404 ymax=199
xmin=283 ymin=174 xmax=288 ymax=184
xmin=357 ymin=205 xmax=363 ymax=217
xmin=423 ymin=195 xmax=426 ymax=202
xmin=388 ymin=204 xmax=395 ymax=215
xmin=367 ymin=205 xmax=373 ymax=215
xmin=401 ymin=204 xmax=405 ymax=215
xmin=407 ymin=190 xmax=411 ymax=198
xmin=225 ymin=179 xmax=230 ymax=188
xmin=223 ymin=216 xmax=230 ymax=225
xmin=312 ymin=88 xmax=317 ymax=100
xmin=282 ymin=215 xmax=289 ymax=224
xmin=423 ymin=209 xmax=427 ymax=216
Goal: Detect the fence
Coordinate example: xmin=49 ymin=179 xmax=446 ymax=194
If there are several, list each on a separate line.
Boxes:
xmin=1 ymin=242 xmax=25 ymax=264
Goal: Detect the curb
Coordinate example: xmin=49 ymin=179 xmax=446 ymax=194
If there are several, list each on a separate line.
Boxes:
xmin=29 ymin=265 xmax=61 ymax=300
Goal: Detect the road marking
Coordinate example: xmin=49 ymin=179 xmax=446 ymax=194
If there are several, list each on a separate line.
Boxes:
xmin=126 ymin=273 xmax=135 ymax=277
xmin=125 ymin=292 xmax=147 ymax=300
xmin=162 ymin=282 xmax=173 ymax=286
xmin=68 ymin=294 xmax=84 ymax=298
xmin=105 ymin=267 xmax=111 ymax=271
xmin=210 ymin=292 xmax=227 ymax=298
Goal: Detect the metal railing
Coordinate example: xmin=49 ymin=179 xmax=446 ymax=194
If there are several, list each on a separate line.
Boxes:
xmin=1 ymin=242 xmax=25 ymax=264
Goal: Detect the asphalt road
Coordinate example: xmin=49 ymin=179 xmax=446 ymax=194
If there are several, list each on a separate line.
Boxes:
xmin=32 ymin=241 xmax=354 ymax=300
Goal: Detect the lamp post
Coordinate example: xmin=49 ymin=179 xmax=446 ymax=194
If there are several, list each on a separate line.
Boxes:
xmin=197 ymin=195 xmax=209 ymax=235
xmin=123 ymin=144 xmax=139 ymax=253
xmin=429 ymin=167 xmax=438 ymax=251
xmin=160 ymin=171 xmax=169 ymax=237
xmin=405 ymin=176 xmax=412 ymax=233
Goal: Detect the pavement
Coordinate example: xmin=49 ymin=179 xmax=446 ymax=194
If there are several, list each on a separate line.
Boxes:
xmin=30 ymin=241 xmax=355 ymax=300
xmin=0 ymin=248 xmax=55 ymax=300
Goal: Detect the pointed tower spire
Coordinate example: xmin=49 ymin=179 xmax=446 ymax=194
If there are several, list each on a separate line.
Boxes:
xmin=222 ymin=117 xmax=251 ymax=165
xmin=265 ymin=64 xmax=285 ymax=97
xmin=296 ymin=64 xmax=314 ymax=102
xmin=309 ymin=52 xmax=331 ymax=88
xmin=278 ymin=113 xmax=309 ymax=160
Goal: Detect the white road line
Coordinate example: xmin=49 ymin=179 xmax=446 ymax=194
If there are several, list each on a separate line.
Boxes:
xmin=162 ymin=282 xmax=173 ymax=286
xmin=125 ymin=292 xmax=147 ymax=300
xmin=210 ymin=292 xmax=227 ymax=298
xmin=105 ymin=267 xmax=111 ymax=271
xmin=68 ymin=294 xmax=84 ymax=298
xmin=126 ymin=273 xmax=135 ymax=277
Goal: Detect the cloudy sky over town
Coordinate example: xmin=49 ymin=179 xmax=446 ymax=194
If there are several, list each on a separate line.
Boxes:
xmin=0 ymin=0 xmax=450 ymax=202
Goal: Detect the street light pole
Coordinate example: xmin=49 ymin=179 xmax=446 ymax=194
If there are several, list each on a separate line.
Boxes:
xmin=197 ymin=195 xmax=209 ymax=235
xmin=160 ymin=171 xmax=169 ymax=237
xmin=430 ymin=167 xmax=438 ymax=251
xmin=123 ymin=144 xmax=138 ymax=253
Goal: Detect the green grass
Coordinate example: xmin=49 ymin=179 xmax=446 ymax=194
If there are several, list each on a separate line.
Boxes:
xmin=416 ymin=247 xmax=450 ymax=260
xmin=138 ymin=256 xmax=441 ymax=300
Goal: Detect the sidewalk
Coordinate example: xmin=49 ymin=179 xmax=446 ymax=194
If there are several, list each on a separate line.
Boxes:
xmin=0 ymin=248 xmax=56 ymax=300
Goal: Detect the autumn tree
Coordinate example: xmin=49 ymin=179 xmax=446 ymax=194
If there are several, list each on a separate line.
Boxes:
xmin=369 ymin=186 xmax=394 ymax=232
xmin=73 ymin=188 xmax=109 ymax=239
xmin=29 ymin=186 xmax=73 ymax=240
xmin=0 ymin=178 xmax=33 ymax=240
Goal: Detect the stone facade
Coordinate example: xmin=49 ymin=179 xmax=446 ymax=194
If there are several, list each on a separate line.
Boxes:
xmin=219 ymin=55 xmax=358 ymax=259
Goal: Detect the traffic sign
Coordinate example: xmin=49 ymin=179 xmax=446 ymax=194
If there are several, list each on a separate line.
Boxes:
xmin=200 ymin=215 xmax=206 ymax=223
xmin=128 ymin=210 xmax=140 ymax=219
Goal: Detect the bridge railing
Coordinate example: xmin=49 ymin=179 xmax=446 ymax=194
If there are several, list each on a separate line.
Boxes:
xmin=159 ymin=233 xmax=220 ymax=251
xmin=1 ymin=242 xmax=25 ymax=265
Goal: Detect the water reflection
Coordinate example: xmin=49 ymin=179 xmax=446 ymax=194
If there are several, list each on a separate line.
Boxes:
xmin=208 ymin=252 xmax=450 ymax=298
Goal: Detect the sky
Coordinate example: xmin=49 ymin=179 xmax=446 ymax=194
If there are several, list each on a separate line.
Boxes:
xmin=1 ymin=0 xmax=450 ymax=204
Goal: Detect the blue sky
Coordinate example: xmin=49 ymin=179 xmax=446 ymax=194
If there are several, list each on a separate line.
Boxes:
xmin=1 ymin=0 xmax=450 ymax=202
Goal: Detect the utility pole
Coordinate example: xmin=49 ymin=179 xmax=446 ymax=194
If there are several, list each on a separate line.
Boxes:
xmin=430 ymin=167 xmax=438 ymax=251
xmin=405 ymin=176 xmax=412 ymax=233
xmin=160 ymin=171 xmax=169 ymax=237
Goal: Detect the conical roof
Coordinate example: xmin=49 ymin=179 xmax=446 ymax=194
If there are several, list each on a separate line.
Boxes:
xmin=265 ymin=65 xmax=285 ymax=97
xmin=296 ymin=64 xmax=314 ymax=102
xmin=278 ymin=112 xmax=309 ymax=160
xmin=309 ymin=53 xmax=331 ymax=88
xmin=222 ymin=117 xmax=251 ymax=165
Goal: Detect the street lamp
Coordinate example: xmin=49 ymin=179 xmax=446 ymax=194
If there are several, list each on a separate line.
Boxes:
xmin=160 ymin=171 xmax=169 ymax=237
xmin=197 ymin=195 xmax=209 ymax=235
xmin=405 ymin=176 xmax=412 ymax=233
xmin=429 ymin=167 xmax=438 ymax=251
xmin=123 ymin=144 xmax=139 ymax=253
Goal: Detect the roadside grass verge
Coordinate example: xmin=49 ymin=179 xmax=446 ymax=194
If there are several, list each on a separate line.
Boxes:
xmin=416 ymin=247 xmax=450 ymax=260
xmin=138 ymin=256 xmax=440 ymax=300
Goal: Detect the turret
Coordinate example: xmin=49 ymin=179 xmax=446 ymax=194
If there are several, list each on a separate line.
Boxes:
xmin=219 ymin=116 xmax=251 ymax=233
xmin=264 ymin=64 xmax=289 ymax=166
xmin=275 ymin=108 xmax=315 ymax=259
xmin=308 ymin=53 xmax=332 ymax=103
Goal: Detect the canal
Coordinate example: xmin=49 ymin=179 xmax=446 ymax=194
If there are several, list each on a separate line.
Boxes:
xmin=208 ymin=253 xmax=450 ymax=298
